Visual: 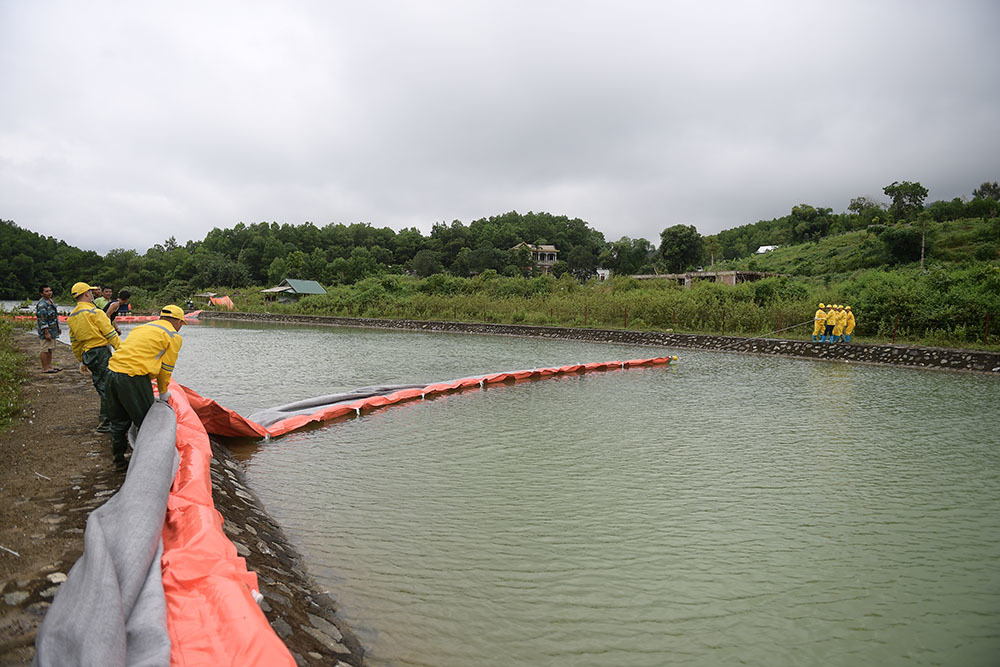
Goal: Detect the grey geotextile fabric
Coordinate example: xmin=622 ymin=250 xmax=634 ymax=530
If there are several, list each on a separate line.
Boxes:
xmin=34 ymin=402 xmax=179 ymax=667
xmin=247 ymin=384 xmax=425 ymax=427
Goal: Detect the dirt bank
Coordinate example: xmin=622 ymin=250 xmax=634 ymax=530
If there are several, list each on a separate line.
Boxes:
xmin=0 ymin=332 xmax=364 ymax=665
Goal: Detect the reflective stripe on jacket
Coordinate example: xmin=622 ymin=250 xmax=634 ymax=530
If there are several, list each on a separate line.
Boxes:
xmin=68 ymin=303 xmax=120 ymax=361
xmin=109 ymin=319 xmax=183 ymax=394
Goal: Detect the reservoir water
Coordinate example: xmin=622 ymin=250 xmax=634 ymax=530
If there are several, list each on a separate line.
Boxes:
xmin=173 ymin=321 xmax=1000 ymax=666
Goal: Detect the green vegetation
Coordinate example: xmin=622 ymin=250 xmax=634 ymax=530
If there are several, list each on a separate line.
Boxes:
xmin=726 ymin=216 xmax=1000 ymax=275
xmin=1 ymin=178 xmax=997 ymax=350
xmin=206 ymin=267 xmax=997 ymax=350
xmin=0 ymin=320 xmax=28 ymax=431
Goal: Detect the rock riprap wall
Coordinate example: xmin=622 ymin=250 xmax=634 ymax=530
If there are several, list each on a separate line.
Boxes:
xmin=200 ymin=312 xmax=1000 ymax=374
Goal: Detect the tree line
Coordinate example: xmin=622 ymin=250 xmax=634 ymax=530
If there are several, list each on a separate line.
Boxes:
xmin=1 ymin=180 xmax=996 ymax=301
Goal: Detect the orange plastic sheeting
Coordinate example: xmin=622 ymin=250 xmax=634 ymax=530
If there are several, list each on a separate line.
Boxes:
xmin=10 ymin=312 xmax=206 ymax=324
xmin=180 ymin=385 xmax=270 ymax=438
xmin=265 ymin=402 xmax=359 ymax=437
xmin=210 ymin=296 xmax=236 ymax=310
xmin=161 ymin=381 xmax=294 ymax=666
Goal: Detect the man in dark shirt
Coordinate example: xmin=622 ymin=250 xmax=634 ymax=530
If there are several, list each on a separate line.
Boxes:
xmin=105 ymin=289 xmax=132 ymax=335
xmin=35 ymin=285 xmax=61 ymax=373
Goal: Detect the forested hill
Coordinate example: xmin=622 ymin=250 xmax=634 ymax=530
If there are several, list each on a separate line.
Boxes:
xmin=1 ymin=178 xmax=997 ymax=301
xmin=0 ymin=212 xmax=614 ymax=300
xmin=0 ymin=221 xmax=103 ymax=300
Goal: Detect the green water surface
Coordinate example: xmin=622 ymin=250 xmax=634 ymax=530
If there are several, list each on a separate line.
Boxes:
xmin=174 ymin=321 xmax=1000 ymax=666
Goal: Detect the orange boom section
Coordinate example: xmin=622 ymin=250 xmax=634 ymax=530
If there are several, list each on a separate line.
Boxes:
xmin=161 ymin=354 xmax=674 ymax=663
xmin=180 ymin=355 xmax=677 ymax=440
xmin=162 ymin=382 xmax=295 ymax=666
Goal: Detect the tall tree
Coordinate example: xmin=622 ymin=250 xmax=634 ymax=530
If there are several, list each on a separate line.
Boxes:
xmin=883 ymin=181 xmax=929 ymax=219
xmin=658 ymin=224 xmax=704 ymax=272
xmin=972 ymin=181 xmax=1000 ymax=201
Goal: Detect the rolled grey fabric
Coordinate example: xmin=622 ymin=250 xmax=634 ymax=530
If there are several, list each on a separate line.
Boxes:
xmin=248 ymin=384 xmax=425 ymax=427
xmin=34 ymin=402 xmax=180 ymax=667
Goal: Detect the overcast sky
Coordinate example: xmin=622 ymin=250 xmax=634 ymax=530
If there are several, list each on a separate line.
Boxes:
xmin=2 ymin=1 xmax=998 ymax=255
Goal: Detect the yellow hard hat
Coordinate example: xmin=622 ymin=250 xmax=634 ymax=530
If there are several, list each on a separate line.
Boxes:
xmin=845 ymin=306 xmax=851 ymax=311
xmin=71 ymin=281 xmax=99 ymax=298
xmin=160 ymin=304 xmax=185 ymax=319
xmin=818 ymin=303 xmax=825 ymax=308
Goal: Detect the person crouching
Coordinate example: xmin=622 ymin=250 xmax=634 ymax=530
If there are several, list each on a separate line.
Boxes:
xmin=104 ymin=305 xmax=185 ymax=472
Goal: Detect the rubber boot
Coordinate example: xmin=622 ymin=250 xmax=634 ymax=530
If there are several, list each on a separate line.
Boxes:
xmin=812 ymin=335 xmax=817 ymax=342
xmin=845 ymin=334 xmax=851 ymax=343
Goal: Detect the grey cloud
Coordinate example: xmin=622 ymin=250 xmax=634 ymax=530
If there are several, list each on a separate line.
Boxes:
xmin=1 ymin=1 xmax=998 ymax=254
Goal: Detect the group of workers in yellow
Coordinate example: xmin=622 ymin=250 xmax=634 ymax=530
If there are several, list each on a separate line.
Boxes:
xmin=66 ymin=281 xmax=185 ymax=471
xmin=812 ymin=303 xmax=856 ymax=343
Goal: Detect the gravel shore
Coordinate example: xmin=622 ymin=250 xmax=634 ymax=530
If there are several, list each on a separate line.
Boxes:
xmin=0 ymin=333 xmax=364 ymax=665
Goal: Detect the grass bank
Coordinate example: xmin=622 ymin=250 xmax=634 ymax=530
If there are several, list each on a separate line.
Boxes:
xmin=186 ymin=267 xmax=998 ymax=351
xmin=0 ymin=320 xmax=29 ymax=430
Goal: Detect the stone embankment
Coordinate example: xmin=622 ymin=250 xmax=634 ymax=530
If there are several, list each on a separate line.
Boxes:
xmin=201 ymin=312 xmax=1000 ymax=375
xmin=1 ymin=440 xmax=365 ymax=666
xmin=208 ymin=441 xmax=365 ymax=666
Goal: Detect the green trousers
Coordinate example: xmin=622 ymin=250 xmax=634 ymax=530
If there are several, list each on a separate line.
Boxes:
xmin=105 ymin=371 xmax=155 ymax=466
xmin=81 ymin=346 xmax=112 ymax=422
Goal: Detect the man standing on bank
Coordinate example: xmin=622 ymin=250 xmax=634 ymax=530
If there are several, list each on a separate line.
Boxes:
xmin=36 ymin=285 xmax=61 ymax=373
xmin=105 ymin=305 xmax=185 ymax=471
xmin=67 ymin=282 xmax=121 ymax=432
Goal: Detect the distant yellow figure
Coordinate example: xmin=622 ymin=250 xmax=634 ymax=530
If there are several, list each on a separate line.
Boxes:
xmin=813 ymin=303 xmax=827 ymax=341
xmin=823 ymin=304 xmax=836 ymax=342
xmin=831 ymin=304 xmax=846 ymax=342
xmin=844 ymin=306 xmax=856 ymax=342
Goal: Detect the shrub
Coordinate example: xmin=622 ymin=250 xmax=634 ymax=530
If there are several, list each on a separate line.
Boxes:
xmin=0 ymin=319 xmax=28 ymax=430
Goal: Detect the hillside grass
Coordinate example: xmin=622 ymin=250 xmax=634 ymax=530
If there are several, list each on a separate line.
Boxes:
xmin=723 ymin=216 xmax=1000 ymax=275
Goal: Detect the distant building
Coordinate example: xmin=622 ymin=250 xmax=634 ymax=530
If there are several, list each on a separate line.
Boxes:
xmin=511 ymin=242 xmax=559 ymax=274
xmin=260 ymin=278 xmax=327 ymax=302
xmin=630 ymin=270 xmax=788 ymax=289
xmin=756 ymin=245 xmax=779 ymax=254
xmin=596 ymin=268 xmax=611 ymax=281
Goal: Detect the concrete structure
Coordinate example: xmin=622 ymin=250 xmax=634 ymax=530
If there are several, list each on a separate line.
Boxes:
xmin=630 ymin=270 xmax=788 ymax=288
xmin=756 ymin=245 xmax=779 ymax=253
xmin=510 ymin=242 xmax=559 ymax=274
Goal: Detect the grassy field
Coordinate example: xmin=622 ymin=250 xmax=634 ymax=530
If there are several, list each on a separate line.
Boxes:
xmin=195 ymin=265 xmax=998 ymax=351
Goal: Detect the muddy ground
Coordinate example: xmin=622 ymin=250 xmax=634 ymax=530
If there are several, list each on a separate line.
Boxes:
xmin=0 ymin=332 xmax=364 ymax=665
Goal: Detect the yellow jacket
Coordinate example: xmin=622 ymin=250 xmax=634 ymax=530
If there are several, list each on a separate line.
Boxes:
xmin=845 ymin=311 xmax=856 ymax=334
xmin=813 ymin=308 xmax=827 ymax=334
xmin=109 ymin=319 xmax=184 ymax=394
xmin=832 ymin=309 xmax=846 ymax=334
xmin=68 ymin=303 xmax=121 ymax=361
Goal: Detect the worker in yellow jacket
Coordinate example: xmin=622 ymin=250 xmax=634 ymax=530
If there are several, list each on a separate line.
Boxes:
xmin=812 ymin=303 xmax=827 ymax=341
xmin=844 ymin=306 xmax=856 ymax=342
xmin=831 ymin=304 xmax=847 ymax=342
xmin=67 ymin=282 xmax=121 ymax=432
xmin=105 ymin=305 xmax=186 ymax=471
xmin=822 ymin=303 xmax=836 ymax=342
